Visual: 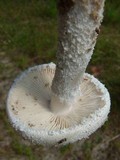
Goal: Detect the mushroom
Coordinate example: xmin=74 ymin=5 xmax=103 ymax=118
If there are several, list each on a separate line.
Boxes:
xmin=7 ymin=0 xmax=110 ymax=146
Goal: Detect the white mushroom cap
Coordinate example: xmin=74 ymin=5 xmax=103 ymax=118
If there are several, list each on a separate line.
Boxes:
xmin=7 ymin=63 xmax=110 ymax=146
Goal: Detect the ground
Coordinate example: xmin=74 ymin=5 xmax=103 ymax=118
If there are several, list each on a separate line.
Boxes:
xmin=0 ymin=0 xmax=120 ymax=160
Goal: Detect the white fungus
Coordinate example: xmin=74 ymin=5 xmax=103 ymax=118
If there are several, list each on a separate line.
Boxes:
xmin=7 ymin=63 xmax=110 ymax=146
xmin=7 ymin=0 xmax=110 ymax=146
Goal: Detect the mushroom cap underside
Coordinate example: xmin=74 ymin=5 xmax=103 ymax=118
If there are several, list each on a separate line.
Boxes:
xmin=7 ymin=63 xmax=110 ymax=146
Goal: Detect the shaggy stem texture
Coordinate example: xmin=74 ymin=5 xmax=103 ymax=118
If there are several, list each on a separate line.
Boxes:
xmin=51 ymin=0 xmax=105 ymax=112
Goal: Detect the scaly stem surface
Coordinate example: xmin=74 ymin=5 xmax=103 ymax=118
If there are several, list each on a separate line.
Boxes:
xmin=51 ymin=0 xmax=105 ymax=113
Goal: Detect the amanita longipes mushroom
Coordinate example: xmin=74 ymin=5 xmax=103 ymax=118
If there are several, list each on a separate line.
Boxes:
xmin=7 ymin=0 xmax=110 ymax=146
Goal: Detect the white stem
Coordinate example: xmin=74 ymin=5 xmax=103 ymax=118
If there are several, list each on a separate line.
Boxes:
xmin=51 ymin=0 xmax=105 ymax=113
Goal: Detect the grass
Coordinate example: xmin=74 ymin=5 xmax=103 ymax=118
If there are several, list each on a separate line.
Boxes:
xmin=11 ymin=139 xmax=35 ymax=159
xmin=0 ymin=0 xmax=120 ymax=159
xmin=104 ymin=0 xmax=120 ymax=25
xmin=0 ymin=0 xmax=57 ymax=69
xmin=0 ymin=111 xmax=38 ymax=160
xmin=89 ymin=25 xmax=120 ymax=106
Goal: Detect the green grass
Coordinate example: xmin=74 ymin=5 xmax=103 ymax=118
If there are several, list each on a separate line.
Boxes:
xmin=0 ymin=111 xmax=39 ymax=160
xmin=82 ymin=141 xmax=93 ymax=160
xmin=11 ymin=139 xmax=35 ymax=159
xmin=89 ymin=25 xmax=120 ymax=105
xmin=104 ymin=0 xmax=120 ymax=25
xmin=0 ymin=0 xmax=57 ymax=69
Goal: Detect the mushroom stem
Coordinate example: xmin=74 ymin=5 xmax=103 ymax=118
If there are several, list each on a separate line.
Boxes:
xmin=51 ymin=0 xmax=105 ymax=113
